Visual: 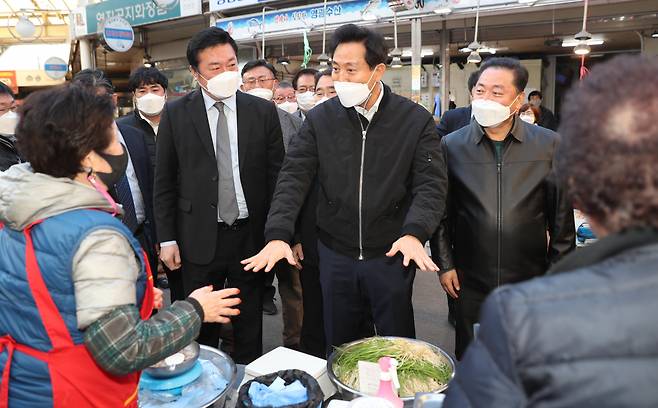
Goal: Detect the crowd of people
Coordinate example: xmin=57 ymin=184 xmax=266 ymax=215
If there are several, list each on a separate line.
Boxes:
xmin=0 ymin=21 xmax=656 ymax=407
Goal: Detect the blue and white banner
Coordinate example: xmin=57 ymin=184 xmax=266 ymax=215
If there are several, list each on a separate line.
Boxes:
xmin=215 ymin=0 xmax=564 ymax=41
xmin=210 ymin=0 xmax=280 ymax=13
xmin=216 ymin=0 xmax=376 ymax=41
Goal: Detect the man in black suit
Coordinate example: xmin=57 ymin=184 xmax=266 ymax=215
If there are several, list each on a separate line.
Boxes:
xmin=118 ymin=66 xmax=184 ymax=302
xmin=155 ymin=27 xmax=284 ymax=364
xmin=436 ymin=70 xmax=480 ymax=139
xmin=72 ymin=69 xmax=157 ymax=272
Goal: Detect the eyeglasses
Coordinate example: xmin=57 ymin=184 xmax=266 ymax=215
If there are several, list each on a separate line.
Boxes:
xmin=296 ymin=86 xmax=315 ymax=93
xmin=274 ymin=95 xmax=297 ymax=103
xmin=243 ymin=77 xmax=276 ymax=86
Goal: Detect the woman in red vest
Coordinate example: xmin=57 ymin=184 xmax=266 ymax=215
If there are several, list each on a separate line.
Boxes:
xmin=0 ymin=85 xmax=241 ymax=407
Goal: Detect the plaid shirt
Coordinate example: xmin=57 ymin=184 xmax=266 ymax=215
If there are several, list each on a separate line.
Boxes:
xmin=83 ymin=300 xmax=202 ymax=376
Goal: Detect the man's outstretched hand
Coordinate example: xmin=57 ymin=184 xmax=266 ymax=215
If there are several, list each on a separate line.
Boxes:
xmin=386 ymin=235 xmax=439 ymax=272
xmin=241 ymin=240 xmax=298 ymax=272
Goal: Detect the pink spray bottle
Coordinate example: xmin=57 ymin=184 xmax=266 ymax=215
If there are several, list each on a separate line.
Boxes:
xmin=376 ymin=357 xmax=403 ymax=408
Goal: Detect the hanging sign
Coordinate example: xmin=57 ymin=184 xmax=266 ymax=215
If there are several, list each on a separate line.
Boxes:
xmin=101 ymin=16 xmax=135 ymax=52
xmin=44 ymin=57 xmax=68 ymax=80
xmin=75 ymin=0 xmax=201 ymax=37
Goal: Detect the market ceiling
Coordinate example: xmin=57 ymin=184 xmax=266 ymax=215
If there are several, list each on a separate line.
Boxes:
xmin=0 ymin=0 xmax=77 ymax=45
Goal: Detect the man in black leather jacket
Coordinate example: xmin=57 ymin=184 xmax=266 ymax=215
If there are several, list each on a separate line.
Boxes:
xmin=443 ymin=54 xmax=658 ymax=408
xmin=431 ymin=58 xmax=575 ymax=359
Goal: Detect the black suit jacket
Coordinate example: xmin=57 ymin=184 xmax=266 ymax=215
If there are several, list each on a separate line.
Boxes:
xmin=115 ymin=123 xmax=156 ymax=242
xmin=436 ymin=106 xmax=472 ymax=138
xmin=154 ymin=89 xmax=284 ymax=264
xmin=117 ymin=112 xmax=156 ymax=175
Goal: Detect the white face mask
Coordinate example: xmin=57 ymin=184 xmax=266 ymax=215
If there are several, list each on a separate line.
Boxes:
xmin=520 ymin=112 xmax=536 ymax=124
xmin=135 ymin=93 xmax=166 ymax=116
xmin=199 ymin=70 xmax=240 ymax=99
xmin=471 ymin=94 xmax=522 ymax=128
xmin=334 ymin=68 xmax=379 ymax=108
xmin=277 ymin=101 xmax=298 ymax=114
xmin=296 ymin=91 xmax=316 ymax=112
xmin=0 ymin=110 xmax=19 ymax=136
xmin=246 ymin=87 xmax=273 ymax=101
xmin=315 ymin=96 xmax=330 ymax=107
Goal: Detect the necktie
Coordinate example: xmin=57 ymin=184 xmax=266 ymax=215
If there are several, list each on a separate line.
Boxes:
xmin=115 ymin=174 xmax=139 ymax=232
xmin=214 ymin=101 xmax=239 ymax=225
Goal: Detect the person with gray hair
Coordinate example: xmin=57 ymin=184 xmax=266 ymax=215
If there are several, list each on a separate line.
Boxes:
xmin=443 ymin=54 xmax=658 ymax=408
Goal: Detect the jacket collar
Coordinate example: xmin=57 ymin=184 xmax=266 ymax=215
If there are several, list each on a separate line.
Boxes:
xmin=549 ymin=227 xmax=658 ymax=275
xmin=345 ymin=83 xmax=392 ymax=124
xmin=469 ymin=116 xmax=526 ymax=145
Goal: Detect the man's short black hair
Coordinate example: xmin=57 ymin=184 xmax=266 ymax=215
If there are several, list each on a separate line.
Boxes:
xmin=0 ymin=82 xmax=14 ymax=99
xmin=72 ymin=69 xmax=114 ymax=94
xmin=467 ymin=70 xmax=481 ymax=94
xmin=528 ymin=90 xmax=543 ymax=99
xmin=278 ymin=81 xmax=294 ymax=89
xmin=556 ymin=54 xmax=658 ymax=232
xmin=315 ymin=68 xmax=332 ymax=86
xmin=329 ymin=24 xmax=388 ymax=69
xmin=127 ymin=66 xmax=168 ymax=92
xmin=241 ymin=59 xmax=277 ymax=78
xmin=187 ymin=27 xmax=238 ymax=70
xmin=292 ymin=68 xmax=318 ymax=90
xmin=479 ymin=57 xmax=529 ymax=92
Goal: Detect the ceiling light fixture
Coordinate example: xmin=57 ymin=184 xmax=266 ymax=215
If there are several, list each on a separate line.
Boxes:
xmin=572 ymin=0 xmax=594 ymax=56
xmin=573 ymin=42 xmax=591 ymax=55
xmin=278 ymin=40 xmax=289 ymax=65
xmin=467 ymin=0 xmax=482 ymax=64
xmin=467 ymin=51 xmax=482 ymax=64
xmin=319 ymin=0 xmax=330 ymax=67
xmin=390 ymin=10 xmax=402 ymax=69
xmin=562 ymin=38 xmax=603 ymax=47
xmin=651 ymin=30 xmax=658 ymax=38
xmin=260 ymin=6 xmax=276 ymax=59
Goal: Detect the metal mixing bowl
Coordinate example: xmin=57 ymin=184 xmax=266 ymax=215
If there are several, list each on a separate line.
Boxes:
xmin=144 ymin=341 xmax=201 ymax=379
xmin=326 ymin=336 xmax=455 ymax=407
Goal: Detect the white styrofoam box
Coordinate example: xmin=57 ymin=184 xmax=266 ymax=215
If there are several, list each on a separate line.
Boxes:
xmin=241 ymin=347 xmax=337 ymax=400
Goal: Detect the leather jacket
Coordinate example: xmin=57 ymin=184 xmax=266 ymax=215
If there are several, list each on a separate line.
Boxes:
xmin=430 ymin=119 xmax=575 ymax=292
xmin=0 ymin=134 xmax=20 ymax=171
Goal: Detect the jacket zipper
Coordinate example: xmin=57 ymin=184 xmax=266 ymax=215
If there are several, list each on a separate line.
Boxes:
xmin=358 ymin=129 xmax=367 ymax=260
xmin=497 ymin=161 xmax=502 ymax=287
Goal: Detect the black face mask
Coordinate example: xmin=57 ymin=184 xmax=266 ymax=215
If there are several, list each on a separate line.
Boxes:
xmin=95 ymin=143 xmax=128 ymax=187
